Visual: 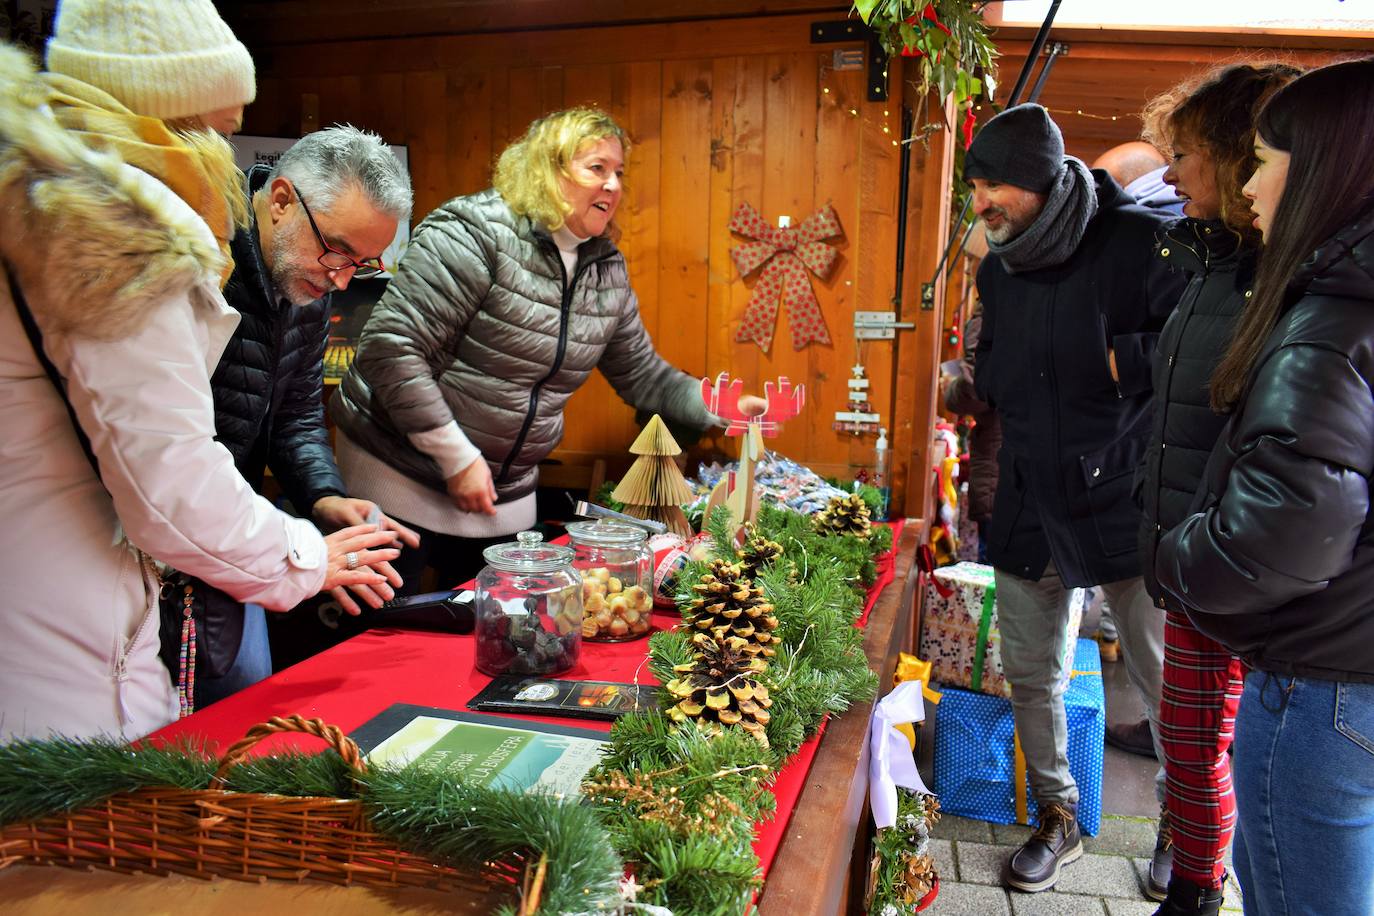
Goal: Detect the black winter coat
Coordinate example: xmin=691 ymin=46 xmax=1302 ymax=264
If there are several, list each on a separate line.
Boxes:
xmin=1157 ymin=210 xmax=1374 ymax=683
xmin=1139 ymin=220 xmax=1256 ymax=603
xmin=974 ymin=172 xmax=1186 ymax=588
xmin=213 ymin=165 xmax=345 ymax=515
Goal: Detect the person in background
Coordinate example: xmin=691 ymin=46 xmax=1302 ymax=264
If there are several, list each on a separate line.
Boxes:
xmin=332 ymin=107 xmax=764 ymax=592
xmin=0 ymin=0 xmax=398 ymax=742
xmin=1156 ymin=58 xmax=1374 ymax=916
xmin=967 ymin=103 xmax=1187 ymax=895
xmin=1095 ymin=140 xmax=1187 ymax=216
xmin=194 ymin=126 xmax=420 ymax=706
xmin=942 ymin=292 xmax=1000 ymax=565
xmin=1136 ymin=62 xmax=1301 ymax=916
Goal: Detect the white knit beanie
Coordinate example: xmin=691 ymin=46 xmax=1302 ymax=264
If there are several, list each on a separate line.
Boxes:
xmin=47 ymin=0 xmax=256 ymax=120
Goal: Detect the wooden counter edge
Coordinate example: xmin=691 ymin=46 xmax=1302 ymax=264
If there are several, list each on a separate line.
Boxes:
xmin=756 ymin=521 xmax=924 ymax=916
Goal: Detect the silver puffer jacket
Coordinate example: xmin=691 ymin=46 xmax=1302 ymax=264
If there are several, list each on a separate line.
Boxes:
xmin=332 ymin=188 xmax=711 ymax=501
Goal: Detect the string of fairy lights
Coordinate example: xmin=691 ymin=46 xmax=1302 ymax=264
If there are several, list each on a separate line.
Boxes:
xmin=816 ymin=62 xmax=1139 ymax=149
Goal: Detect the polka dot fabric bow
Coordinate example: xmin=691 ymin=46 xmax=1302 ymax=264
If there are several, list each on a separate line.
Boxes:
xmin=729 ymin=202 xmax=843 ymax=352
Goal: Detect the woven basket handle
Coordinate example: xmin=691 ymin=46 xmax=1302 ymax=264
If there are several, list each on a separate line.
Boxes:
xmin=210 ymin=714 xmax=368 ymax=788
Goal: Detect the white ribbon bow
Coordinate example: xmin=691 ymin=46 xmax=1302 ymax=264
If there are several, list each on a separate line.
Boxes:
xmin=868 ymin=680 xmax=933 ymax=829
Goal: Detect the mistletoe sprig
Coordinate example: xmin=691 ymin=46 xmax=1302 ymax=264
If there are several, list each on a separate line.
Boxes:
xmin=854 ymin=1 xmax=998 ymax=144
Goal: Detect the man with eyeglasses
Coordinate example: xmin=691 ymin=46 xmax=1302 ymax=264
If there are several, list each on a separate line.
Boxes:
xmin=194 ymin=125 xmax=418 ymax=705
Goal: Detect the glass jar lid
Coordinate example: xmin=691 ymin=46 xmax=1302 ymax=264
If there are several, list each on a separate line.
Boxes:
xmin=565 ymin=520 xmax=649 ymax=548
xmin=482 ymin=530 xmax=574 ymax=574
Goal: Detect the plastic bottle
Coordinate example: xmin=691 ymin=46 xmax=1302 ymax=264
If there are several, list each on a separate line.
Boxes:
xmin=873 ymin=427 xmax=890 ymax=520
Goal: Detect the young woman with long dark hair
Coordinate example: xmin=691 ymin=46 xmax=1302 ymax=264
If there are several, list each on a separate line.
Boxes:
xmin=1156 ymin=57 xmax=1374 ymax=915
xmin=1137 ymin=62 xmax=1300 ymax=915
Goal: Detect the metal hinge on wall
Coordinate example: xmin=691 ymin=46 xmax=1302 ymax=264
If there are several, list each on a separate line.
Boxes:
xmin=854 ymin=311 xmax=915 ymax=340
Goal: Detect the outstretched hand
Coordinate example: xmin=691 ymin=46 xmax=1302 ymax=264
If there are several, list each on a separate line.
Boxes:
xmin=737 ymin=394 xmax=768 ymax=417
xmin=320 ymin=525 xmax=402 ymax=612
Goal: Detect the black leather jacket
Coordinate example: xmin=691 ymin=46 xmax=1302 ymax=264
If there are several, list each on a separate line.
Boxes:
xmin=1139 ymin=220 xmax=1255 ymax=603
xmin=213 ymin=165 xmax=345 ymax=515
xmin=1156 ymin=210 xmax=1374 ymax=683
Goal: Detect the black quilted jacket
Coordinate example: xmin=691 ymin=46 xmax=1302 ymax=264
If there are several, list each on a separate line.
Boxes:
xmin=212 ymin=165 xmax=345 ymax=515
xmin=1138 ymin=219 xmax=1255 ymax=604
xmin=1156 ymin=208 xmax=1374 ymax=682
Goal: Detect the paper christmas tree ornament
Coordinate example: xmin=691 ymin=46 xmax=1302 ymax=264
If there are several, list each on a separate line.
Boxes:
xmin=611 ymin=415 xmax=695 ymax=538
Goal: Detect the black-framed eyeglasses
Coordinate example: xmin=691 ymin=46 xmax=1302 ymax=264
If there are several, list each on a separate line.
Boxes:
xmin=290 ymin=181 xmax=386 ymax=279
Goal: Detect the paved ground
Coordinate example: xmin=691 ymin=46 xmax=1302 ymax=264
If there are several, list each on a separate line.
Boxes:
xmin=911 ymin=596 xmax=1243 ymax=913
xmin=924 ymin=812 xmax=1243 ymax=915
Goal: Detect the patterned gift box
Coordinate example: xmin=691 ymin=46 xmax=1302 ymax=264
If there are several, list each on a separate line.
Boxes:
xmin=932 ymin=638 xmax=1105 ymax=835
xmin=919 ymin=562 xmax=1084 ymax=698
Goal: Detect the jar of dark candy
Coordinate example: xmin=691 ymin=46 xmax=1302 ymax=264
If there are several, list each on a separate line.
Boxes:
xmin=473 ymin=531 xmax=582 ymax=677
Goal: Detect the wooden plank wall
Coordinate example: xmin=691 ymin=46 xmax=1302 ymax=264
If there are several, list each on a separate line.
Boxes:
xmin=230 ymin=7 xmax=1373 ymax=519
xmin=240 ymin=13 xmax=920 ymax=493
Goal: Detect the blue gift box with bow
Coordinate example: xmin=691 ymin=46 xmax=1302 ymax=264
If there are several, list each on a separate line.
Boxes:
xmin=932 ymin=638 xmax=1105 ymax=835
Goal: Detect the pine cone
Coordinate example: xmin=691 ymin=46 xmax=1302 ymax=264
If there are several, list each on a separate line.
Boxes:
xmin=900 ymin=852 xmax=936 ymax=901
xmin=664 ymin=634 xmax=773 ymax=746
xmin=683 ymin=559 xmax=780 ymax=660
xmin=814 ymin=493 xmax=873 ymax=540
xmin=736 ymin=525 xmax=784 ymax=579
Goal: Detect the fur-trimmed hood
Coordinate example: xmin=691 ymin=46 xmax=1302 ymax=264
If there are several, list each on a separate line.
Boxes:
xmin=0 ymin=43 xmax=223 ymax=340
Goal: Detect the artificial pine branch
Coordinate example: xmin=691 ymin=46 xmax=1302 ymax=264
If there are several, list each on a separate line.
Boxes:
xmin=364 ymin=766 xmax=623 ymax=915
xmin=0 ymin=737 xmax=214 ymax=824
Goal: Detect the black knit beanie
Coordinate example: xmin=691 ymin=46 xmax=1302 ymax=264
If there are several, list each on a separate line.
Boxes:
xmin=963 ymin=104 xmax=1065 ymax=193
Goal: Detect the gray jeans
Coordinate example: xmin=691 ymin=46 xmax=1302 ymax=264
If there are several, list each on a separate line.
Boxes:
xmin=995 ymin=561 xmax=1166 ymax=808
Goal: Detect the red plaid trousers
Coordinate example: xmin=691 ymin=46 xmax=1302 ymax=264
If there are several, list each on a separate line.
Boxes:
xmin=1159 ymin=607 xmax=1246 ymax=888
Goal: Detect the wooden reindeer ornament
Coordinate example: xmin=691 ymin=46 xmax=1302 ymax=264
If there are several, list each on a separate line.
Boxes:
xmin=700 ymin=373 xmax=805 ymax=536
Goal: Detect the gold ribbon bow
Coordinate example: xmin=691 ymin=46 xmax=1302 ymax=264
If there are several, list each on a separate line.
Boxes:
xmin=891 ymin=653 xmax=942 ymax=750
xmin=729 ymin=202 xmax=843 ymax=352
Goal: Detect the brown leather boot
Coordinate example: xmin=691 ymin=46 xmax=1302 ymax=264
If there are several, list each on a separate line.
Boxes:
xmin=1006 ymin=802 xmax=1083 ymax=892
xmin=1147 ymin=805 xmax=1173 ymax=901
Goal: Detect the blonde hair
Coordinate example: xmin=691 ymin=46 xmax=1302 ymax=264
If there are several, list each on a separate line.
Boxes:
xmin=493 ymin=107 xmax=628 ymax=233
xmin=167 ymin=119 xmax=251 ymax=231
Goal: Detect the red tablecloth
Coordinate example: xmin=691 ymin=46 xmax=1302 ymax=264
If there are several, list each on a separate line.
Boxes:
xmin=150 ymin=519 xmax=902 ymax=881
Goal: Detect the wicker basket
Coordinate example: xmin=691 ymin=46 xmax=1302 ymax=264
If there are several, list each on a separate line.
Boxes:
xmin=0 ymin=715 xmax=541 ymax=911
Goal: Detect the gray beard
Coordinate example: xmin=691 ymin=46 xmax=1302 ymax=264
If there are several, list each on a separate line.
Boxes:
xmin=984 ymin=222 xmax=1019 ymax=245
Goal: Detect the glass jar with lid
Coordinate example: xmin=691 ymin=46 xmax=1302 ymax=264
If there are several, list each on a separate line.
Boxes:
xmin=566 ymin=521 xmax=654 ymax=642
xmin=473 ymin=531 xmax=582 ymax=677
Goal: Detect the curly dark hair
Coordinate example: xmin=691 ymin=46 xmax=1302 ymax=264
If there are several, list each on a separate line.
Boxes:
xmin=1142 ymin=61 xmax=1302 ymax=245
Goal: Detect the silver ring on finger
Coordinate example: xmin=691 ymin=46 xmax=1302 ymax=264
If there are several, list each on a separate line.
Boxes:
xmin=346 ymin=551 xmax=359 ymax=570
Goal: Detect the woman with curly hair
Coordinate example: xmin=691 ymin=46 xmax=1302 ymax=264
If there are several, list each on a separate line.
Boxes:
xmin=1136 ymin=61 xmax=1301 ymax=915
xmin=1157 ymin=57 xmax=1374 ymax=915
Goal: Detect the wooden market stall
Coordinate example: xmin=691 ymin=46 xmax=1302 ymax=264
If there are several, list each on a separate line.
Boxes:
xmin=3 ymin=3 xmax=1373 ymax=913
xmin=216 ymin=0 xmax=1373 ymax=523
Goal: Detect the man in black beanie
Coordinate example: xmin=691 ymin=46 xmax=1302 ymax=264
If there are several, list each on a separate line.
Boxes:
xmin=967 ymin=104 xmax=1186 ymax=897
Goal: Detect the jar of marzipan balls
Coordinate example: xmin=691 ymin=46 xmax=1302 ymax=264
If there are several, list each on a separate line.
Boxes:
xmin=566 ymin=521 xmax=654 ymax=641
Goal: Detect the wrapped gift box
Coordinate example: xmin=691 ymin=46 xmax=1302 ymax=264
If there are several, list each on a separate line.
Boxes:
xmin=932 ymin=638 xmax=1105 ymax=835
xmin=919 ymin=562 xmax=1084 ymax=698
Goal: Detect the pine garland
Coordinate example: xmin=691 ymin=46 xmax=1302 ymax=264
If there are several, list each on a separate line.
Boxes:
xmin=0 ymin=738 xmax=622 ymax=915
xmin=867 ymin=790 xmax=942 ymax=915
xmin=0 ymin=498 xmax=897 ymax=916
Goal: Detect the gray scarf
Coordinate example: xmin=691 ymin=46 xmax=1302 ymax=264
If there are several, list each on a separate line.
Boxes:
xmin=988 ymin=157 xmax=1098 ymax=274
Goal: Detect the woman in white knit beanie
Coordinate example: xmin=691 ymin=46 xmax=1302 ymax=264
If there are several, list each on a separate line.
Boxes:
xmin=0 ymin=7 xmax=401 ymax=742
xmin=47 ymin=0 xmax=256 ymax=134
